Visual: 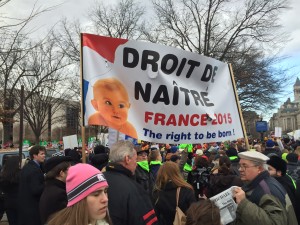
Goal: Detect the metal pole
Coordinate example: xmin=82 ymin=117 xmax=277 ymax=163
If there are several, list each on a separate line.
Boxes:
xmin=18 ymin=85 xmax=24 ymax=168
xmin=260 ymin=115 xmax=264 ymax=142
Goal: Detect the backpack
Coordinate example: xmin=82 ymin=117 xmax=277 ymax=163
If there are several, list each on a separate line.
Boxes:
xmin=287 ymin=167 xmax=300 ymax=181
xmin=173 ymin=187 xmax=186 ymax=225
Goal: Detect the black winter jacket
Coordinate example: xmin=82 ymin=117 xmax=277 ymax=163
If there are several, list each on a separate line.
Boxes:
xmin=149 ymin=163 xmax=161 ymax=181
xmin=208 ymin=172 xmax=243 ymax=198
xmin=230 ymin=158 xmax=240 ymax=176
xmin=153 ymin=182 xmax=196 ymax=225
xmin=18 ymin=160 xmax=44 ymax=225
xmin=104 ymin=163 xmax=159 ymax=225
xmin=275 ymin=175 xmax=300 ymax=224
xmin=39 ymin=179 xmax=67 ymax=224
xmin=135 ymin=164 xmax=155 ymax=197
xmin=0 ymin=171 xmax=20 ymax=210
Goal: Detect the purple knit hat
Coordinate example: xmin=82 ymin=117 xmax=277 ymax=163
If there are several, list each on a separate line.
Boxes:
xmin=66 ymin=163 xmax=108 ymax=207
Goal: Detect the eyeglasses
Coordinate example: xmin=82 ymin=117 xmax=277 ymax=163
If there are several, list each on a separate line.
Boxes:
xmin=237 ymin=164 xmax=258 ymax=171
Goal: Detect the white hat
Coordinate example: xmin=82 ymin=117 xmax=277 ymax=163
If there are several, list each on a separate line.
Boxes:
xmin=195 ymin=149 xmax=203 ymax=156
xmin=238 ymin=151 xmax=269 ymax=164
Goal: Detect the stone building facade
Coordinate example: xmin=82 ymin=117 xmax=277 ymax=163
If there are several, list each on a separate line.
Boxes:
xmin=0 ymin=97 xmax=80 ymax=144
xmin=269 ymin=78 xmax=300 ymax=133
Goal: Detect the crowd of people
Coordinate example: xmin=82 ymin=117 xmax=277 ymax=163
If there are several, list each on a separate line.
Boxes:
xmin=0 ymin=136 xmax=299 ymax=225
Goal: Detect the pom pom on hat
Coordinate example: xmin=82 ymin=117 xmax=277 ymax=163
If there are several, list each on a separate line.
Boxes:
xmin=66 ymin=163 xmax=108 ymax=207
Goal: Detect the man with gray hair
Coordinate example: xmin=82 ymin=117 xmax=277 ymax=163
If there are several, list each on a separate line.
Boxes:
xmin=104 ymin=140 xmax=159 ymax=225
xmin=232 ymin=151 xmax=297 ymax=225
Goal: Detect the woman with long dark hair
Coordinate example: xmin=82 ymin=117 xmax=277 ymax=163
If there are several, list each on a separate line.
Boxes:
xmin=0 ymin=156 xmax=21 ymax=225
xmin=153 ymin=161 xmax=196 ymax=225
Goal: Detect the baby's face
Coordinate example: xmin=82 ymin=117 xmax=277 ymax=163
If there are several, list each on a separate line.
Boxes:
xmin=94 ymin=90 xmax=130 ymax=126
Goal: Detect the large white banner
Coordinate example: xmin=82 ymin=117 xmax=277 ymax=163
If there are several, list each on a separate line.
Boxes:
xmin=81 ymin=33 xmax=244 ymax=144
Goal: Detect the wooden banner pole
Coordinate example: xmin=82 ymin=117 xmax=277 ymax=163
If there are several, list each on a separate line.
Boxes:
xmin=228 ymin=64 xmax=250 ymax=150
xmin=80 ymin=34 xmax=86 ymax=163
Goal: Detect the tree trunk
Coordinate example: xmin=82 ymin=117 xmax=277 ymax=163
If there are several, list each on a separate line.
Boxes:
xmin=2 ymin=97 xmax=15 ymax=144
xmin=48 ymin=104 xmax=52 ymax=142
xmin=35 ymin=135 xmax=40 ymax=145
xmin=2 ymin=121 xmax=13 ymax=144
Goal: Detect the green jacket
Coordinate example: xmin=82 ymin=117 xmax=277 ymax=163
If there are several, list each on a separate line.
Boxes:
xmin=233 ymin=195 xmax=288 ymax=225
xmin=231 ymin=171 xmax=298 ymax=225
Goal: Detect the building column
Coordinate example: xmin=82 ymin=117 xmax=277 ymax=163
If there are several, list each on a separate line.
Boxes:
xmin=292 ymin=117 xmax=295 ymax=130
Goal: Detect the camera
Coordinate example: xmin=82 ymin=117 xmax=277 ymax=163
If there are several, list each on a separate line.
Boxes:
xmin=188 ymin=167 xmax=211 ymax=197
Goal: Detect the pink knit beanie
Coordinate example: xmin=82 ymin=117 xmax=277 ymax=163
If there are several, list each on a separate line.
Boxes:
xmin=66 ymin=163 xmax=108 ymax=207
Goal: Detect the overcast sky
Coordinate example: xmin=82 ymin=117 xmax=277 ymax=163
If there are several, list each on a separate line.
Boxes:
xmin=2 ymin=0 xmax=300 ymax=113
xmin=277 ymin=0 xmax=300 ymax=98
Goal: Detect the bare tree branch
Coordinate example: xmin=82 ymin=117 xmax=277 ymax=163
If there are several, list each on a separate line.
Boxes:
xmin=89 ymin=0 xmax=145 ymax=39
xmin=0 ymin=2 xmax=70 ymax=143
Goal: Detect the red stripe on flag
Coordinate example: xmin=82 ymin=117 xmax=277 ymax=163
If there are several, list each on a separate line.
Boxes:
xmin=143 ymin=209 xmax=155 ymax=220
xmin=82 ymin=33 xmax=128 ymax=63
